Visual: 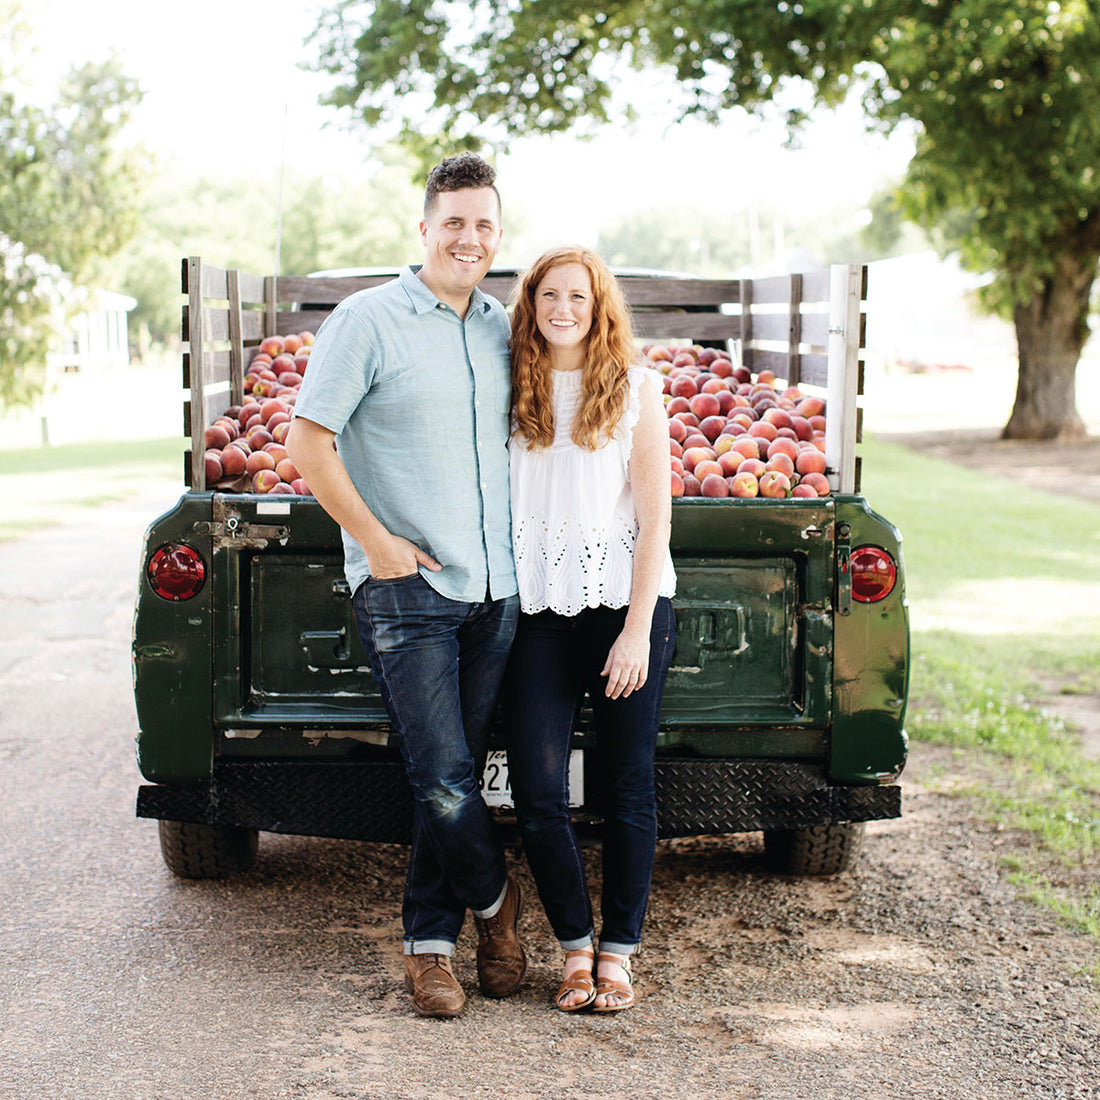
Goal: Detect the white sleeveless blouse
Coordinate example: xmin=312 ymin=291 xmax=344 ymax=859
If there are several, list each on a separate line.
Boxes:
xmin=509 ymin=365 xmax=677 ymax=616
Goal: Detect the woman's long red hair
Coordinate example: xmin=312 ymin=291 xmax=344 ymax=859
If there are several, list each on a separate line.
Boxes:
xmin=509 ymin=246 xmax=638 ymax=451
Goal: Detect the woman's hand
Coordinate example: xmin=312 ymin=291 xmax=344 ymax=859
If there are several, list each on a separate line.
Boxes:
xmin=601 ymin=627 xmax=651 ymax=699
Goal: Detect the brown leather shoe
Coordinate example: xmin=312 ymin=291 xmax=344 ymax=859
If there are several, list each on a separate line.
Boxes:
xmin=474 ymin=874 xmax=527 ymax=997
xmin=403 ymin=953 xmax=466 ymax=1018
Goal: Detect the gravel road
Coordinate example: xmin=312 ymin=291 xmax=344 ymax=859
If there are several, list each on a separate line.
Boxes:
xmin=1 ymin=469 xmax=1099 ymax=1100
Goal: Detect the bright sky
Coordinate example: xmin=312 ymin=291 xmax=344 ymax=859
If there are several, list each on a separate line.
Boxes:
xmin=24 ymin=0 xmax=916 ymax=260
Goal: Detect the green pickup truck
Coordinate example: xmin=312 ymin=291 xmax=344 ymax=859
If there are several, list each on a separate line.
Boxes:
xmin=132 ymin=258 xmax=908 ymax=879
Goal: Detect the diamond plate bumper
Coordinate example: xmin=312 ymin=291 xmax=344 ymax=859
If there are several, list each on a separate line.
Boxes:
xmin=137 ymin=759 xmax=900 ymax=842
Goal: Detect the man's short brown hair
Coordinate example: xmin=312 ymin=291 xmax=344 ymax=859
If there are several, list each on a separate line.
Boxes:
xmin=424 ymin=153 xmax=501 ymax=220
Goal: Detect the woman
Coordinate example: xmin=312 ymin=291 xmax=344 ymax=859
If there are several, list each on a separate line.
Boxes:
xmin=502 ymin=246 xmax=677 ymax=1012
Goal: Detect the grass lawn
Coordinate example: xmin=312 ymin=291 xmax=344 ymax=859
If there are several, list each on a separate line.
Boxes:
xmin=0 ymin=437 xmax=184 ymax=542
xmin=861 ymin=435 xmax=1100 ymax=955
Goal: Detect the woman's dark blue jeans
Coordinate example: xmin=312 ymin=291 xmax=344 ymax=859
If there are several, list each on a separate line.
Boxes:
xmin=353 ymin=574 xmax=519 ymax=955
xmin=502 ymin=598 xmax=677 ymax=955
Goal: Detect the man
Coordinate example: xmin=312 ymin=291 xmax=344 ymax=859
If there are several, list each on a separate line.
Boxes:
xmin=287 ymin=153 xmax=524 ymax=1018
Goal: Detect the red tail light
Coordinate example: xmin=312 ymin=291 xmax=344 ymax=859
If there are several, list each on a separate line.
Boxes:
xmin=148 ymin=543 xmax=205 ymax=601
xmin=850 ymin=546 xmax=897 ymax=603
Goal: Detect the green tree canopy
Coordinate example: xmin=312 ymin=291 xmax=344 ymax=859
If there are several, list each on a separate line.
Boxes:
xmin=0 ymin=7 xmax=146 ymax=410
xmin=311 ymin=0 xmax=1100 ymax=439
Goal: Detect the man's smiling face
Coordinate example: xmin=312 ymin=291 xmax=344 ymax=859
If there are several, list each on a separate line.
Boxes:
xmin=417 ymin=187 xmax=503 ymax=313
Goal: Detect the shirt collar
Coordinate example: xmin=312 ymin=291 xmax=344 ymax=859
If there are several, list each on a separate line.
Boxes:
xmin=400 ymin=265 xmax=492 ymax=316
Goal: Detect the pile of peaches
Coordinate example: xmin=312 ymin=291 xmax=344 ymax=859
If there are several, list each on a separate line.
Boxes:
xmin=647 ymin=344 xmax=831 ymax=499
xmin=202 ymin=332 xmax=315 ymax=494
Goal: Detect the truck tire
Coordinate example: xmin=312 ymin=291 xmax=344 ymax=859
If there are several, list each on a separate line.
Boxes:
xmin=763 ymin=822 xmax=865 ymax=876
xmin=157 ymin=820 xmax=259 ymax=879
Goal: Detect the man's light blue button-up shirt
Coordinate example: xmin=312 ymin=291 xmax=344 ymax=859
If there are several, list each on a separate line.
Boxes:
xmin=292 ymin=266 xmax=517 ymax=603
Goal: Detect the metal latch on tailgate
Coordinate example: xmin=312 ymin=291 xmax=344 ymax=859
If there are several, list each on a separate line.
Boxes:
xmin=192 ymin=501 xmax=289 ymax=549
xmin=835 ymin=522 xmax=852 ymax=617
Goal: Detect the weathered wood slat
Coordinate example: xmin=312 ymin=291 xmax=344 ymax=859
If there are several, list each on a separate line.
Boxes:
xmin=748 ymin=310 xmax=830 ymax=347
xmin=749 ymin=270 xmax=832 ymax=304
xmin=632 ymin=313 xmax=743 ymax=340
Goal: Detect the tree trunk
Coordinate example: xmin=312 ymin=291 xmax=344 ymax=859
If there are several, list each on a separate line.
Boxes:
xmin=1004 ymin=251 xmax=1096 ymax=440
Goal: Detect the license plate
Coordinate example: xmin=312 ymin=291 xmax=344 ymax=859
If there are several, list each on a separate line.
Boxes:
xmin=480 ymin=749 xmax=584 ymax=809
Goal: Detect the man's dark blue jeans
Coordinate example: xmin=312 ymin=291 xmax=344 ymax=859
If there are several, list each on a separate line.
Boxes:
xmin=502 ymin=597 xmax=677 ymax=956
xmin=353 ymin=573 xmax=519 ymax=955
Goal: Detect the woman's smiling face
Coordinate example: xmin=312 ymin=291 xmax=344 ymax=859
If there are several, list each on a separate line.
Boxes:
xmin=534 ymin=262 xmax=594 ymax=365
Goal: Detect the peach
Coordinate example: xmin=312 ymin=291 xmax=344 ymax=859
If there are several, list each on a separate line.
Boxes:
xmin=799 ymin=472 xmax=831 ymax=496
xmin=790 ymin=416 xmax=814 ymax=442
xmin=259 ymin=336 xmax=285 ymax=357
xmin=667 ymin=418 xmax=688 ymax=444
xmin=290 ymin=478 xmax=312 ymax=495
xmin=670 ymin=375 xmax=698 ymax=399
xmin=797 ymin=396 xmax=826 ymax=418
xmin=682 ymin=446 xmax=717 ymax=473
xmin=709 ymin=358 xmax=734 ymax=378
xmin=748 ymin=421 xmax=779 ymax=442
xmin=701 ymin=473 xmax=729 ymax=498
xmin=219 ymin=445 xmax=248 ymax=476
xmin=672 ymin=411 xmax=700 ymax=430
xmin=693 ymin=459 xmax=724 ymax=481
xmin=294 ymin=353 xmax=311 ymax=374
xmin=278 ymin=371 xmax=302 ymax=388
xmin=699 ymin=377 xmax=728 ymax=396
xmin=271 ymin=421 xmax=292 ymax=445
xmin=682 ymin=433 xmax=711 ymax=451
xmin=730 ymin=436 xmax=761 ymax=462
xmin=712 ymin=433 xmax=738 ymax=455
xmin=671 ymin=471 xmax=685 ymax=498
xmin=669 ymin=438 xmax=684 ymax=459
xmin=648 ymin=346 xmax=674 ymax=363
xmin=715 ymin=390 xmax=738 ymax=415
xmin=276 ymin=458 xmax=300 ymax=483
xmin=205 ymin=424 xmax=232 ymax=450
xmin=791 ymin=484 xmax=818 ymax=497
xmin=757 ymin=369 xmax=777 ymax=386
xmin=268 ymin=481 xmax=295 ymax=494
xmin=670 ymin=456 xmax=684 ymax=476
xmin=260 ymin=398 xmax=289 ymax=423
xmin=252 ymin=468 xmax=281 ymax=493
xmin=284 ymin=334 xmax=303 ymax=354
xmin=665 ymin=396 xmax=691 ymax=417
xmin=237 ymin=402 xmax=262 ymax=429
xmin=765 ymin=453 xmax=795 ymax=478
xmin=681 ymin=473 xmax=701 ymax=497
xmin=698 ymin=415 xmax=727 ymax=442
xmin=697 ymin=348 xmax=720 ymax=366
xmin=737 ymin=458 xmax=767 ymax=479
xmin=809 ymin=415 xmax=827 ymax=432
xmin=717 ymin=451 xmax=743 ymax=477
xmin=298 ymin=331 xmax=315 ymax=346
xmin=205 ymin=450 xmax=223 ymax=484
xmin=758 ymin=470 xmax=791 ymax=498
xmin=795 ymin=449 xmax=827 ymax=475
xmin=762 ymin=407 xmax=794 ymax=430
xmin=689 ymin=392 xmax=721 ymax=420
xmin=245 ymin=450 xmax=276 ymax=475
xmin=213 ymin=416 xmax=240 ymax=440
xmin=673 ymin=351 xmax=697 ymax=368
xmin=729 ymin=471 xmax=759 ymax=498
xmin=247 ymin=427 xmax=274 ymax=449
xmin=767 ymin=437 xmax=800 ymax=461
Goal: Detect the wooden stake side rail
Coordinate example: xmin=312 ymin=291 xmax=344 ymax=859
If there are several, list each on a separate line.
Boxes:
xmin=182 ymin=257 xmax=867 ymax=491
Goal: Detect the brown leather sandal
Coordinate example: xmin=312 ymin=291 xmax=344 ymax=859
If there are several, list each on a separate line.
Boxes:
xmin=593 ymin=952 xmax=635 ymax=1012
xmin=555 ymin=947 xmax=596 ymax=1012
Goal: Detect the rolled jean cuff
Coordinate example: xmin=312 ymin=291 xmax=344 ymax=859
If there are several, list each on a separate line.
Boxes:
xmin=559 ymin=934 xmax=595 ymax=952
xmin=470 ymin=880 xmax=508 ymax=921
xmin=404 ymin=939 xmax=456 ymax=957
xmin=598 ymin=940 xmax=641 ymax=957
